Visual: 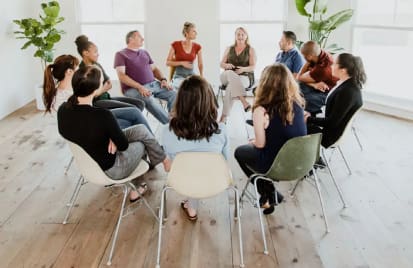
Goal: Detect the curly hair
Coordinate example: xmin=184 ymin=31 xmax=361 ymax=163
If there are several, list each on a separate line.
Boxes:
xmin=253 ymin=64 xmax=305 ymax=125
xmin=169 ymin=75 xmax=219 ymax=141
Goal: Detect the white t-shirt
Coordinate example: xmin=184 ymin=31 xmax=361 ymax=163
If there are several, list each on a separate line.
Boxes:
xmin=53 ymin=88 xmax=73 ymax=112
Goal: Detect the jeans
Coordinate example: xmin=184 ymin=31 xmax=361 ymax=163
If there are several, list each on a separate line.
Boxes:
xmin=124 ymin=81 xmax=176 ymax=124
xmin=104 ymin=124 xmax=166 ymax=180
xmin=110 ymin=107 xmax=152 ymax=134
xmin=299 ymin=82 xmax=327 ymax=114
xmin=94 ymin=96 xmax=145 ymax=111
xmin=234 ymin=144 xmax=275 ymax=197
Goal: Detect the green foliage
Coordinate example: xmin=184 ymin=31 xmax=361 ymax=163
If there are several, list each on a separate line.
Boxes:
xmin=13 ymin=1 xmax=65 ymax=69
xmin=294 ymin=0 xmax=353 ymax=52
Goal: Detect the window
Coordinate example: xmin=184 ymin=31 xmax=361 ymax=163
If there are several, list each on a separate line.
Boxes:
xmin=352 ymin=0 xmax=413 ymax=101
xmin=77 ymin=0 xmax=145 ymax=79
xmin=219 ymin=0 xmax=286 ymax=79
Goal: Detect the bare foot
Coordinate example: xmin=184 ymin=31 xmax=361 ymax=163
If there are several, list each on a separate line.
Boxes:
xmin=163 ymin=157 xmax=171 ymax=172
xmin=129 ymin=182 xmax=148 ymax=202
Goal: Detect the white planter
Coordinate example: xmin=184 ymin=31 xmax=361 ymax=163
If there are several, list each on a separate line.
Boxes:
xmin=35 ymin=84 xmax=45 ymax=110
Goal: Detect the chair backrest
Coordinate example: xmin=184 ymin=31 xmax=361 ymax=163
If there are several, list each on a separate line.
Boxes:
xmin=330 ymin=105 xmax=363 ymax=148
xmin=265 ymin=133 xmax=322 ymax=181
xmin=67 ymin=140 xmax=149 ymax=186
xmin=167 ymin=152 xmax=233 ymax=199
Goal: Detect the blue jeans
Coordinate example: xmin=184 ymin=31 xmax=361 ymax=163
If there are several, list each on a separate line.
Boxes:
xmin=299 ymin=82 xmax=327 ymax=114
xmin=124 ymin=81 xmax=176 ymax=124
xmin=110 ymin=107 xmax=153 ymax=134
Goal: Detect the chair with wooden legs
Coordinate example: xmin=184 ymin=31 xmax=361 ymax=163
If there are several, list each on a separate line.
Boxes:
xmin=155 ymin=152 xmax=244 ymax=268
xmin=62 ymin=140 xmax=158 ymax=266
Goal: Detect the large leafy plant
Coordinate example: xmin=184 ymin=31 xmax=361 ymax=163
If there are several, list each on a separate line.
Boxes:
xmin=13 ymin=1 xmax=65 ymax=69
xmin=295 ymin=0 xmax=353 ymax=53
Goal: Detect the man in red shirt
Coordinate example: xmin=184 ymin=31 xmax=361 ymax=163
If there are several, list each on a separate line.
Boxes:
xmin=297 ymin=41 xmax=338 ymax=114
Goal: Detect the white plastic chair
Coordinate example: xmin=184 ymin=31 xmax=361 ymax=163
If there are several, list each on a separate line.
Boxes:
xmin=155 ymin=152 xmax=244 ymax=268
xmin=63 ymin=140 xmax=157 ymax=266
xmin=322 ymin=106 xmax=364 ymax=175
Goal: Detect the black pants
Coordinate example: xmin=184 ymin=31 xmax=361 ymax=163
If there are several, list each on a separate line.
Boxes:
xmin=234 ymin=144 xmax=275 ymax=197
xmin=300 ymin=83 xmax=327 ymax=114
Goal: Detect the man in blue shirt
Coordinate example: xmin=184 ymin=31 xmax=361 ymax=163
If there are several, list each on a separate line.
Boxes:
xmin=275 ymin=31 xmax=304 ymax=78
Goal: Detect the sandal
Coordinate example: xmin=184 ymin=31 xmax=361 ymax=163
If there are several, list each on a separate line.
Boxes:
xmin=244 ymin=104 xmax=251 ymax=112
xmin=180 ymin=200 xmax=198 ymax=221
xmin=130 ymin=182 xmax=148 ymax=203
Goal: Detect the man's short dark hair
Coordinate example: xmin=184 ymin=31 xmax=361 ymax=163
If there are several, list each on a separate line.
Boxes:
xmin=125 ymin=30 xmax=138 ymax=44
xmin=283 ymin=31 xmax=297 ymax=43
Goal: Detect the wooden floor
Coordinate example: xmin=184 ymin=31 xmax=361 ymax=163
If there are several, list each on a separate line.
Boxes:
xmin=1 ymin=100 xmax=413 ymax=268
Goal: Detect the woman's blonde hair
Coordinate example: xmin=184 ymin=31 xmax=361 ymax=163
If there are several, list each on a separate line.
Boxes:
xmin=182 ymin=21 xmax=196 ymax=37
xmin=253 ymin=64 xmax=305 ymax=125
xmin=234 ymin=27 xmax=249 ymax=46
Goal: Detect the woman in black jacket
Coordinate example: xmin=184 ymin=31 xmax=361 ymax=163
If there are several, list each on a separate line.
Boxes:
xmin=305 ymin=53 xmax=367 ymax=148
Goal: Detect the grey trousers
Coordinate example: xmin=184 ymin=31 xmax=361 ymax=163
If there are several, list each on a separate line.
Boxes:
xmin=104 ymin=124 xmax=166 ymax=180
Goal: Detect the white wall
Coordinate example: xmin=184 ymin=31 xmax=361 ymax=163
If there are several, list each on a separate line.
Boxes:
xmin=0 ymin=0 xmax=38 ymax=119
xmin=145 ymin=0 xmax=220 ymax=87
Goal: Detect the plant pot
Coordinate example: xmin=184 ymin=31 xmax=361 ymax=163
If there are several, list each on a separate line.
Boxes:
xmin=35 ymin=84 xmax=45 ymax=111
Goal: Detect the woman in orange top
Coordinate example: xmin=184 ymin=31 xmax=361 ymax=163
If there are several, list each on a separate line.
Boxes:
xmin=166 ymin=22 xmax=204 ymax=89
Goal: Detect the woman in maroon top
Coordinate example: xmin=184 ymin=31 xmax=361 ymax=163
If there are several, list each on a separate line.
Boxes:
xmin=166 ymin=22 xmax=204 ymax=89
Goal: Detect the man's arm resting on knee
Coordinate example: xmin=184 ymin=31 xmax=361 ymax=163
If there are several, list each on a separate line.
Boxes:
xmin=116 ymin=66 xmax=151 ymax=96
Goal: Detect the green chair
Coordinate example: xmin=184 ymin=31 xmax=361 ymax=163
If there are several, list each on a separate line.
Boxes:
xmin=240 ymin=133 xmax=344 ymax=254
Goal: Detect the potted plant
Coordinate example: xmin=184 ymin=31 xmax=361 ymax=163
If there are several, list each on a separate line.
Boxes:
xmin=295 ymin=0 xmax=353 ymax=53
xmin=13 ymin=1 xmax=65 ymax=110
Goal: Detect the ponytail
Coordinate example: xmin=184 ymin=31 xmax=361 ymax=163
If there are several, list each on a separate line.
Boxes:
xmin=43 ymin=64 xmax=57 ymax=113
xmin=337 ymin=53 xmax=367 ymax=89
xmin=352 ymin=56 xmax=367 ymax=89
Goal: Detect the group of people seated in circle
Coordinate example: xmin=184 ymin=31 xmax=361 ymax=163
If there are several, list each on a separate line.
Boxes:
xmin=43 ymin=22 xmax=366 ymax=218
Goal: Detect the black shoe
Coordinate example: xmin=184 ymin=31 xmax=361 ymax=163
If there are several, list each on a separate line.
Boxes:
xmin=263 ymin=205 xmax=275 ymax=215
xmin=315 ymin=157 xmax=326 ymax=169
xmin=246 ymin=119 xmax=253 ymax=126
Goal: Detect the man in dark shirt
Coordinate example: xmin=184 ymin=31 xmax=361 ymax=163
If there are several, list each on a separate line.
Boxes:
xmin=297 ymin=41 xmax=338 ymax=114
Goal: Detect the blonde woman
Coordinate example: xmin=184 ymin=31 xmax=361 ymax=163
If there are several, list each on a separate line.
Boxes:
xmin=166 ymin=22 xmax=203 ymax=89
xmin=219 ymin=27 xmax=256 ymax=123
xmin=234 ymin=64 xmax=307 ymax=214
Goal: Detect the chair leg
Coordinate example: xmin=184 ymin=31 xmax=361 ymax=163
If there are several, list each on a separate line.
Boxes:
xmin=290 ymin=177 xmax=304 ymax=197
xmin=338 ymin=146 xmax=352 ymax=175
xmin=107 ymin=184 xmax=129 ymax=266
xmin=63 ymin=175 xmax=84 ymax=224
xmin=322 ymin=150 xmax=348 ymax=208
xmin=128 ymin=182 xmax=159 ymax=222
xmin=352 ymin=125 xmax=363 ymax=151
xmin=231 ymin=186 xmax=245 ymax=267
xmin=162 ymin=188 xmax=168 ymax=221
xmin=64 ymin=156 xmax=74 ymax=175
xmin=253 ymin=178 xmax=268 ymax=255
xmin=312 ymin=169 xmax=330 ymax=233
xmin=156 ymin=187 xmax=168 ymax=268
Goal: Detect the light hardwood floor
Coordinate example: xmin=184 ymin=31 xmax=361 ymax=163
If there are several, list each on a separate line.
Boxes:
xmin=0 ymin=100 xmax=412 ymax=268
